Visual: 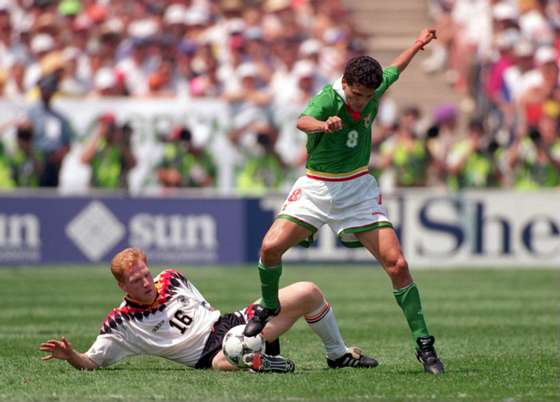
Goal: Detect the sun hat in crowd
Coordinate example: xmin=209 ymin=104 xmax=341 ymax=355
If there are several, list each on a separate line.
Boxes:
xmin=535 ymin=46 xmax=558 ymax=66
xmin=31 ymin=33 xmax=55 ymax=54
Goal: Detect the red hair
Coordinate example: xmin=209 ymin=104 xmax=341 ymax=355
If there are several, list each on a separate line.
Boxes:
xmin=110 ymin=248 xmax=147 ymax=283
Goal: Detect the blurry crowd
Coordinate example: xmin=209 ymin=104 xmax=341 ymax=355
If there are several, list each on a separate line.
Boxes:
xmin=402 ymin=0 xmax=560 ymax=190
xmin=0 ymin=0 xmax=558 ymax=193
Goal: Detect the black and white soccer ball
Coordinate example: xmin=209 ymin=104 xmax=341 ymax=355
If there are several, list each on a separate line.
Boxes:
xmin=222 ymin=324 xmax=265 ymax=367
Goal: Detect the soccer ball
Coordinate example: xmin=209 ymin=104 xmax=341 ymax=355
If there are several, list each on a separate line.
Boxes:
xmin=222 ymin=324 xmax=265 ymax=367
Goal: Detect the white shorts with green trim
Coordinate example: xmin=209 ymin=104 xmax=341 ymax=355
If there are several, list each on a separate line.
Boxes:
xmin=277 ymin=174 xmax=393 ymax=248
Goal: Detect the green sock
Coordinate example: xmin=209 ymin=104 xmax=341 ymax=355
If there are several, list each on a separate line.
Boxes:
xmin=258 ymin=261 xmax=282 ymax=310
xmin=393 ymin=282 xmax=430 ymax=345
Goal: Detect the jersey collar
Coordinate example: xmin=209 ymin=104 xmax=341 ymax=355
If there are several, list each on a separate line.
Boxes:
xmin=332 ymin=76 xmax=347 ymax=103
xmin=124 ymin=292 xmax=161 ymax=309
xmin=333 ymin=76 xmax=363 ymax=122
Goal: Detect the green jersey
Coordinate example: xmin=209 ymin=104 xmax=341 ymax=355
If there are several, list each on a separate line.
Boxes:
xmin=159 ymin=143 xmax=217 ymax=188
xmin=514 ymin=138 xmax=560 ymax=189
xmin=91 ymin=139 xmax=127 ymax=189
xmin=236 ymin=153 xmax=285 ymax=195
xmin=301 ymin=66 xmax=399 ymax=180
xmin=380 ymin=137 xmax=427 ymax=187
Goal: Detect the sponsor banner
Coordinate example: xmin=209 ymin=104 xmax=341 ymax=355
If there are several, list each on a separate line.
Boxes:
xmin=276 ymin=190 xmax=560 ymax=267
xmin=0 ymin=190 xmax=557 ymax=267
xmin=0 ymin=196 xmax=272 ymax=265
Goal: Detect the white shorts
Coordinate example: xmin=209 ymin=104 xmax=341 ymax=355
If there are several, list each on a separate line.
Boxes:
xmin=278 ymin=174 xmax=392 ymax=248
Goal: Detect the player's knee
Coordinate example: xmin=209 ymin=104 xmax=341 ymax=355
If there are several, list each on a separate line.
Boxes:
xmin=384 ymin=255 xmax=409 ymax=278
xmin=295 ymin=281 xmax=323 ymax=304
xmin=260 ymin=239 xmax=285 ymax=262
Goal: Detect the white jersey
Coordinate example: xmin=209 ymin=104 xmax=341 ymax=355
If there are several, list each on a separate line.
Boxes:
xmin=86 ymin=270 xmax=221 ymax=368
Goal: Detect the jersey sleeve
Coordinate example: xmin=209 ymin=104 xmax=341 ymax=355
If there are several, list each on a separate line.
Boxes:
xmin=85 ymin=334 xmax=137 ymax=368
xmin=375 ymin=66 xmax=400 ymax=98
xmin=300 ymin=87 xmax=335 ymax=121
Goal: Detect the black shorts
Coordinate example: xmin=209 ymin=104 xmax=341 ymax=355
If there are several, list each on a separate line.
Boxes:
xmin=194 ymin=312 xmax=245 ymax=369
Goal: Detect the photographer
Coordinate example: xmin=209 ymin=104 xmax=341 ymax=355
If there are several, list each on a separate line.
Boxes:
xmin=8 ymin=122 xmax=44 ymax=187
xmin=446 ymin=119 xmax=501 ymax=189
xmin=157 ymin=126 xmax=217 ymax=188
xmin=508 ymin=102 xmax=560 ymax=189
xmin=27 ymin=72 xmax=73 ymax=187
xmin=229 ymin=121 xmax=286 ymax=194
xmin=80 ymin=114 xmax=136 ymax=190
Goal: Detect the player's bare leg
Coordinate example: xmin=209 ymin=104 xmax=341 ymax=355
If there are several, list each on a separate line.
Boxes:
xmin=260 ymin=218 xmax=312 ymax=266
xmin=355 ymin=227 xmax=444 ymax=374
xmin=261 ymin=282 xmax=377 ymax=368
xmin=244 ymin=219 xmax=312 ymax=337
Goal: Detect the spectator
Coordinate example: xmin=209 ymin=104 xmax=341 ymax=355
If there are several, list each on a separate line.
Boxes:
xmin=116 ymin=36 xmax=154 ymax=97
xmin=524 ymin=47 xmax=559 ymax=115
xmin=224 ymin=62 xmax=273 ymax=140
xmin=231 ymin=122 xmax=285 ymax=194
xmin=446 ymin=119 xmax=500 ymax=189
xmin=483 ymin=28 xmax=519 ymax=139
xmin=59 ymin=47 xmax=89 ymax=97
xmin=157 ymin=126 xmax=217 ymax=188
xmin=190 ymin=57 xmax=224 ymax=98
xmin=508 ymin=102 xmax=560 ymax=189
xmin=24 ymin=33 xmax=56 ymax=91
xmin=376 ymin=107 xmax=428 ymax=188
xmin=503 ymin=39 xmax=535 ymax=104
xmin=298 ymin=38 xmax=329 ymax=89
xmin=7 ymin=121 xmax=43 ymax=187
xmin=91 ymin=67 xmax=121 ymax=97
xmin=27 ymin=72 xmax=73 ymax=187
xmin=519 ymin=0 xmax=555 ymax=47
xmin=0 ymin=134 xmax=14 ymax=189
xmin=3 ymin=60 xmax=26 ymax=101
xmin=80 ymin=114 xmax=136 ymax=190
xmin=147 ymin=56 xmax=177 ymax=97
xmin=422 ymin=0 xmax=455 ymax=74
xmin=425 ymin=104 xmax=459 ymax=187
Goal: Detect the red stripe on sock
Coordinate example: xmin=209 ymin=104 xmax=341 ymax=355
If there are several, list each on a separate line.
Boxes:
xmin=304 ymin=303 xmax=331 ymax=324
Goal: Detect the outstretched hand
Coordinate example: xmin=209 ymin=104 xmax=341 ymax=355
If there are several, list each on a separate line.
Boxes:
xmin=40 ymin=337 xmax=75 ymax=361
xmin=415 ymin=28 xmax=437 ymax=50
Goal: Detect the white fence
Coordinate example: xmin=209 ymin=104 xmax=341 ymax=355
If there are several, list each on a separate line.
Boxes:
xmin=0 ymin=98 xmax=305 ymax=194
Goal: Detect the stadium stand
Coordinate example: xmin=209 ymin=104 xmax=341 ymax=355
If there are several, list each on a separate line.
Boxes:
xmin=0 ymin=0 xmax=558 ymax=193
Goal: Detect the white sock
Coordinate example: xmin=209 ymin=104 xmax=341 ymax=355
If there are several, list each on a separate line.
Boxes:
xmin=304 ymin=303 xmax=348 ymax=360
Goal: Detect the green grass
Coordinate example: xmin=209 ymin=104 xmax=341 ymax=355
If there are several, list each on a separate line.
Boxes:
xmin=0 ymin=265 xmax=558 ymax=401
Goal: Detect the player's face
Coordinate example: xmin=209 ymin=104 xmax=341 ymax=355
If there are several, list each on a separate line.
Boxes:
xmin=342 ymin=80 xmax=376 ymax=112
xmin=121 ymin=260 xmax=157 ymax=304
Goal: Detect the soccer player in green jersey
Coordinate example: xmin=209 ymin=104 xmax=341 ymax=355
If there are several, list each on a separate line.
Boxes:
xmin=244 ymin=28 xmax=444 ymax=375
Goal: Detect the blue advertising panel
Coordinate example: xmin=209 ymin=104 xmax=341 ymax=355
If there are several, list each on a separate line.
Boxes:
xmin=0 ymin=196 xmax=273 ymax=265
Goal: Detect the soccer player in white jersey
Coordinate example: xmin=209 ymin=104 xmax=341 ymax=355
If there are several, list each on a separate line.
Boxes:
xmin=39 ymin=248 xmax=377 ymax=372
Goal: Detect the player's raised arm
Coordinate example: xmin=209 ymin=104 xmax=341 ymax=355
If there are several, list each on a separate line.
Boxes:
xmin=390 ymin=28 xmax=437 ymax=74
xmin=39 ymin=337 xmax=98 ymax=370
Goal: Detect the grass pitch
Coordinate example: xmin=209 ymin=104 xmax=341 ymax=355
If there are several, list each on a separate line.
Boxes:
xmin=0 ymin=265 xmax=558 ymax=401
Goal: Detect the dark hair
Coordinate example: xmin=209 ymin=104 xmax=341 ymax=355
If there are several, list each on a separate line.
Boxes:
xmin=486 ymin=140 xmax=499 ymax=154
xmin=343 ymin=56 xmax=383 ymax=89
xmin=468 ymin=119 xmax=485 ymax=133
xmin=403 ymin=106 xmax=421 ymax=119
xmin=256 ymin=132 xmax=271 ymax=146
xmin=17 ymin=127 xmax=33 ymax=141
xmin=37 ymin=73 xmax=60 ymax=93
xmin=179 ymin=128 xmax=192 ymax=142
xmin=528 ymin=127 xmax=541 ymax=144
